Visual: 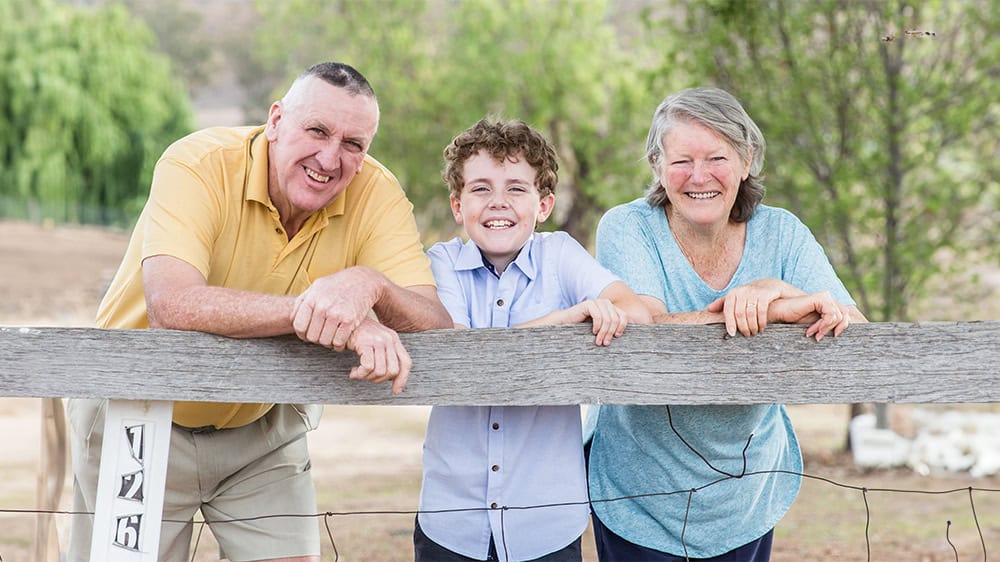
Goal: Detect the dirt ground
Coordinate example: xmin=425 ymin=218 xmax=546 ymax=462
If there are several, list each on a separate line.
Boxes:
xmin=2 ymin=219 xmax=999 ymax=561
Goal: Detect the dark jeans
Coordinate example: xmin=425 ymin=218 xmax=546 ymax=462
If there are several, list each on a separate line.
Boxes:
xmin=591 ymin=511 xmax=773 ymax=562
xmin=414 ymin=516 xmax=582 ymax=562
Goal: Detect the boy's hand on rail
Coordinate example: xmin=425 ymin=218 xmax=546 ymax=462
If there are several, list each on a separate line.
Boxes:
xmin=565 ymin=299 xmax=629 ymax=346
xmin=517 ymin=299 xmax=629 ymax=346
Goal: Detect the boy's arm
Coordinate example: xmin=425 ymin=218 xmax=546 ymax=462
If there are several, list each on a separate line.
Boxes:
xmin=598 ymin=281 xmax=652 ymax=324
xmin=514 ymin=281 xmax=647 ymax=346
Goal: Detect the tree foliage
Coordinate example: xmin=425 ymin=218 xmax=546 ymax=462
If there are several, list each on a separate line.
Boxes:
xmin=7 ymin=0 xmax=997 ymax=319
xmin=116 ymin=0 xmax=216 ymax=93
xmin=248 ymin=0 xmax=665 ymax=243
xmin=0 ymin=0 xmax=193 ymax=225
xmin=250 ymin=0 xmax=451 ymax=231
xmin=655 ymin=0 xmax=1000 ymax=321
xmin=429 ymin=0 xmax=664 ymax=243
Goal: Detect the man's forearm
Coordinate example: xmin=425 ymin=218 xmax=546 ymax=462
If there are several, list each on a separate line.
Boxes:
xmin=372 ymin=281 xmax=453 ymax=332
xmin=147 ymin=285 xmax=297 ymax=338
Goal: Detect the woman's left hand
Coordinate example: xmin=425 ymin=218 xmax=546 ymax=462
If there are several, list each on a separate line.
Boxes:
xmin=707 ymin=278 xmax=802 ymax=337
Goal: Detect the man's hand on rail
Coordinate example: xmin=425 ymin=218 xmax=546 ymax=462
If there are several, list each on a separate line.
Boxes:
xmin=291 ymin=267 xmax=382 ymax=351
xmin=345 ymin=318 xmax=412 ymax=394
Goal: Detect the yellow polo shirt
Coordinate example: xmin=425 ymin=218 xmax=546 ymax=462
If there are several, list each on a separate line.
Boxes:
xmin=96 ymin=126 xmax=435 ymax=428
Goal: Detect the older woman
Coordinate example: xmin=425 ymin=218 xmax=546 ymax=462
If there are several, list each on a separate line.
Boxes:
xmin=585 ymin=87 xmax=866 ymax=561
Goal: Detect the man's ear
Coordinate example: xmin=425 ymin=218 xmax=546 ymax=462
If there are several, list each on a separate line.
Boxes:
xmin=536 ymin=193 xmax=556 ymax=223
xmin=264 ymin=101 xmax=282 ymax=141
xmin=449 ymin=195 xmax=464 ymax=225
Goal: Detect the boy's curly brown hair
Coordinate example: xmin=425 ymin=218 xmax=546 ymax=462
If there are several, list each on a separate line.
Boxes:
xmin=443 ymin=118 xmax=559 ymax=199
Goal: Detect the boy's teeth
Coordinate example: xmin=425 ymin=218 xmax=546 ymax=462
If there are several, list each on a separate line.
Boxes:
xmin=305 ymin=168 xmax=330 ymax=182
xmin=485 ymin=220 xmax=513 ymax=228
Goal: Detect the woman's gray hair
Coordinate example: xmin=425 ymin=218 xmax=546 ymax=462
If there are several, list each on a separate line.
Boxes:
xmin=644 ymin=87 xmax=766 ymax=222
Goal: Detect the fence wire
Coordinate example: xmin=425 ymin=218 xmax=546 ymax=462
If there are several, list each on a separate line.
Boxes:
xmin=6 ymin=406 xmax=999 ymax=561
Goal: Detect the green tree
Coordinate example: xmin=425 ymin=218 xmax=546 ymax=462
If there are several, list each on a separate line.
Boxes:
xmin=654 ymin=0 xmax=1000 ymax=322
xmin=248 ymin=0 xmax=664 ymax=243
xmin=428 ymin=0 xmax=663 ymax=244
xmin=116 ymin=0 xmax=217 ymax=93
xmin=250 ymin=0 xmax=452 ymax=231
xmin=0 ymin=0 xmax=194 ymax=225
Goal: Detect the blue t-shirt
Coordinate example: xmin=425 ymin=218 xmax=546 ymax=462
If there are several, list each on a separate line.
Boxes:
xmin=585 ymin=199 xmax=854 ymax=557
xmin=420 ymin=231 xmax=620 ymax=562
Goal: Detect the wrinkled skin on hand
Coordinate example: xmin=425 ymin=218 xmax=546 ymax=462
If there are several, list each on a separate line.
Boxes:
xmin=291 ymin=267 xmax=383 ymax=350
xmin=346 ymin=318 xmax=412 ymax=394
xmin=707 ymin=279 xmax=849 ymax=341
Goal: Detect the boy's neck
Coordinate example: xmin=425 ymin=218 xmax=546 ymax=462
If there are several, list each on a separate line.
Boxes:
xmin=479 ymin=246 xmax=525 ymax=278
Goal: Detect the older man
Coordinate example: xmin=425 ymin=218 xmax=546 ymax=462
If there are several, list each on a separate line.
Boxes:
xmin=69 ymin=61 xmax=451 ymax=562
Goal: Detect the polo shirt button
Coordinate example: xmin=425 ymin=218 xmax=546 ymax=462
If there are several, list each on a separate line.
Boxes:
xmin=492 ymin=422 xmax=500 ymax=430
xmin=491 ymin=464 xmax=500 ymax=472
xmin=490 ymin=502 xmax=498 ymax=509
xmin=496 ymin=298 xmax=504 ymax=307
xmin=275 ymin=227 xmax=283 ymax=234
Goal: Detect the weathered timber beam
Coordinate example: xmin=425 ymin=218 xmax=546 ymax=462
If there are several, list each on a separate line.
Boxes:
xmin=1 ymin=322 xmax=998 ymax=405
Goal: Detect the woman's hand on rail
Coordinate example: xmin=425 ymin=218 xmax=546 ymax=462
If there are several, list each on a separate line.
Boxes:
xmin=707 ymin=278 xmax=803 ymax=337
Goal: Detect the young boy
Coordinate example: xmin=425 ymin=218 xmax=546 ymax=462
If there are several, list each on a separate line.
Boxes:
xmin=415 ymin=118 xmax=651 ymax=562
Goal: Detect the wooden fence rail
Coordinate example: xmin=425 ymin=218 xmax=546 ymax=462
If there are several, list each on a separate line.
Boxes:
xmin=3 ymin=321 xmax=1000 ymax=405
xmin=2 ymin=321 xmax=1000 ymax=561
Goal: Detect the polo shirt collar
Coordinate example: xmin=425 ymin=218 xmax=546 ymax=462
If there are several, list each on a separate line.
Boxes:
xmin=453 ymin=235 xmax=539 ymax=280
xmin=246 ymin=128 xmax=272 ymax=207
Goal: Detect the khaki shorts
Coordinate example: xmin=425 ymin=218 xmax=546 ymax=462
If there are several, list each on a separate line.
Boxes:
xmin=68 ymin=399 xmax=323 ymax=562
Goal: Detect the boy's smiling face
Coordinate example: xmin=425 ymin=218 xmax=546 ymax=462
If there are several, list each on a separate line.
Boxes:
xmin=451 ymin=150 xmax=555 ymax=274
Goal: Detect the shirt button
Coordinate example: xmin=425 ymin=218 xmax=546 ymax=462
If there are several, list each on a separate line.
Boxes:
xmin=275 ymin=227 xmax=283 ymax=234
xmin=490 ymin=502 xmax=498 ymax=509
xmin=491 ymin=465 xmax=500 ymax=472
xmin=496 ymin=298 xmax=504 ymax=307
xmin=492 ymin=422 xmax=500 ymax=430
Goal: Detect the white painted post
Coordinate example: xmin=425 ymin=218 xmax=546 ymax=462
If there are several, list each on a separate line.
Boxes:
xmin=90 ymin=400 xmax=173 ymax=562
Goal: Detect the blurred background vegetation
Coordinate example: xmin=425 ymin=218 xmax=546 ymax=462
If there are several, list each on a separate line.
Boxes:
xmin=1 ymin=0 xmax=998 ymax=323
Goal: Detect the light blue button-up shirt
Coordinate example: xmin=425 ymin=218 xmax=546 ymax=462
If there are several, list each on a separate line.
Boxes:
xmin=418 ymin=232 xmax=620 ymax=562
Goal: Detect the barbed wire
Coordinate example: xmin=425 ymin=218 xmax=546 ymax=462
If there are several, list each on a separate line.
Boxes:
xmin=6 ymin=407 xmax=997 ymax=561
xmin=6 ymin=473 xmax=994 ymax=562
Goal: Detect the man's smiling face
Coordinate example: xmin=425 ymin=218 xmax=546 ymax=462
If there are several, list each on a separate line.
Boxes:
xmin=265 ymin=76 xmax=379 ymax=231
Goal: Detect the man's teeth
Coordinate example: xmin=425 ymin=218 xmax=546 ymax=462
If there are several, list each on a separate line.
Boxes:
xmin=305 ymin=168 xmax=331 ymax=183
xmin=687 ymin=191 xmax=719 ymax=199
xmin=485 ymin=220 xmax=514 ymax=229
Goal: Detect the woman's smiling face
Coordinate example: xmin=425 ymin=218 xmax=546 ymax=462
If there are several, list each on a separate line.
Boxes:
xmin=658 ymin=120 xmax=751 ymax=228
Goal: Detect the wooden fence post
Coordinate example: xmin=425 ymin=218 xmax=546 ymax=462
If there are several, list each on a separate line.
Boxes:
xmin=34 ymin=397 xmax=67 ymax=562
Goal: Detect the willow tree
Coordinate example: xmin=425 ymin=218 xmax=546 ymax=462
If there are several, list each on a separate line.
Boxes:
xmin=0 ymin=0 xmax=193 ymax=225
xmin=654 ymin=0 xmax=1000 ymax=322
